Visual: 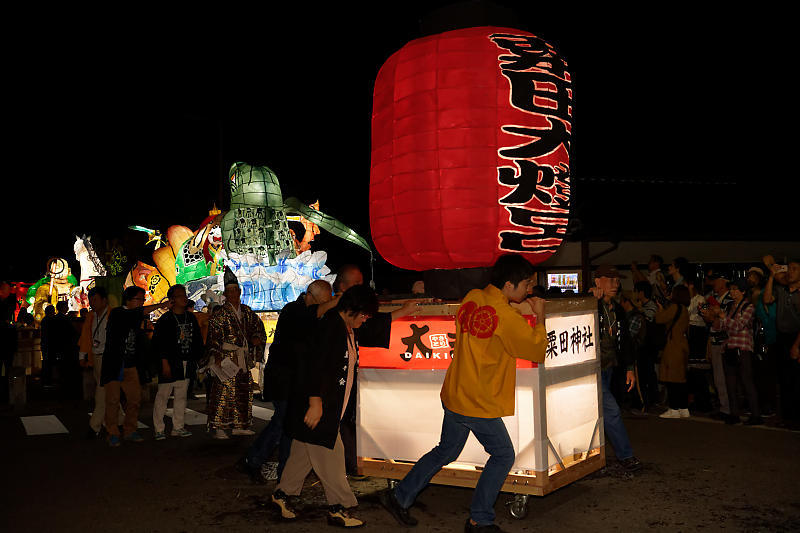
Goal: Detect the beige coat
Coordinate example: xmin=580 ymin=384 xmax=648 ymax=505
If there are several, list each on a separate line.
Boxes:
xmin=657 ymin=303 xmax=690 ymax=383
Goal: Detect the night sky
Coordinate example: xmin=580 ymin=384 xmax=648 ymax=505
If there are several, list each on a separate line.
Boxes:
xmin=5 ymin=3 xmax=795 ymax=286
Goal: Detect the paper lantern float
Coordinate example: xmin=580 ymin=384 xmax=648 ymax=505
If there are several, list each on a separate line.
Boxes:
xmin=370 ymin=27 xmax=572 ymax=271
xmin=26 ymin=258 xmax=79 ymax=322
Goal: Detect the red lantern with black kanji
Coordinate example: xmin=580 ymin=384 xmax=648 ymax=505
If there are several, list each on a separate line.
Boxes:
xmin=369 ymin=26 xmax=572 ymax=271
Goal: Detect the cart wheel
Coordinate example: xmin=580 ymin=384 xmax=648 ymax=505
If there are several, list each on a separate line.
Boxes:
xmin=387 ymin=479 xmax=398 ymax=490
xmin=507 ymin=494 xmax=529 ymax=520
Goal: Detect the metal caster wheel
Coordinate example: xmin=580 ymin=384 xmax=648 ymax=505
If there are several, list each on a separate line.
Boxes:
xmin=387 ymin=479 xmax=398 ymax=490
xmin=507 ymin=494 xmax=529 ymax=519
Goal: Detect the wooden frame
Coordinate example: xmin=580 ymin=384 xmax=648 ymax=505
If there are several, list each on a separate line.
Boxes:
xmin=358 ymin=446 xmax=605 ymax=497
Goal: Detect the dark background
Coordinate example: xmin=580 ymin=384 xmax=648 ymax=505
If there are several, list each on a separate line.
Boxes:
xmin=4 ymin=2 xmax=795 ymax=288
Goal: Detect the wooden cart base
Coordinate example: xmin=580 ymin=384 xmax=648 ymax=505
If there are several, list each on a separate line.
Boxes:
xmin=359 ymin=446 xmax=605 ymax=497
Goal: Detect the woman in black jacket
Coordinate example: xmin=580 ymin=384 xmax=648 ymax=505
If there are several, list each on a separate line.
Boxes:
xmin=271 ymin=284 xmax=378 ymax=528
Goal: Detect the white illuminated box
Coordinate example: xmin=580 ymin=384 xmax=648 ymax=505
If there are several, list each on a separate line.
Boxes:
xmin=357 ymin=297 xmax=602 ymax=474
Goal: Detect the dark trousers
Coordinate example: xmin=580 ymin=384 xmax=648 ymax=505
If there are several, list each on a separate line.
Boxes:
xmin=666 ymin=382 xmax=688 ymax=409
xmin=637 ymin=348 xmax=659 ymax=407
xmin=723 ymin=349 xmax=760 ymax=418
xmin=246 ymin=399 xmax=292 ymax=480
xmin=777 ymin=331 xmax=800 ymax=422
xmin=754 ymin=343 xmax=779 ymax=415
xmin=340 ymin=398 xmax=358 ymax=475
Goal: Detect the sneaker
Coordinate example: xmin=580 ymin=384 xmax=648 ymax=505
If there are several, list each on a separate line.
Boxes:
xmin=744 ymin=416 xmax=764 ymax=426
xmin=271 ymin=489 xmax=298 ymax=520
xmin=231 ymin=428 xmax=255 ymax=436
xmin=659 ymin=409 xmax=681 ymax=419
xmin=108 ymin=435 xmax=121 ymax=447
xmin=124 ymin=432 xmax=145 ymax=443
xmin=464 ymin=519 xmax=506 ymax=532
xmin=154 ymin=431 xmax=166 ymax=441
xmin=327 ymin=505 xmax=365 ymax=528
xmin=212 ymin=429 xmax=230 ymax=440
xmin=171 ymin=428 xmax=192 ymax=438
xmin=679 ymin=408 xmax=691 ymax=418
xmin=619 ymin=456 xmax=642 ymax=472
xmin=378 ymin=488 xmax=418 ymax=527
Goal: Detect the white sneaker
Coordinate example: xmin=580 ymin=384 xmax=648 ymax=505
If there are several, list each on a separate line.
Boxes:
xmin=679 ymin=408 xmax=691 ymax=418
xmin=659 ymin=409 xmax=681 ymax=418
xmin=232 ymin=428 xmax=255 ymax=436
xmin=213 ymin=429 xmax=230 ymax=440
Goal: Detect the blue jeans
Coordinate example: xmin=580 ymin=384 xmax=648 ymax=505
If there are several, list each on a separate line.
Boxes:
xmin=393 ymin=405 xmax=515 ymax=525
xmin=246 ymin=400 xmax=292 ymax=480
xmin=601 ymin=368 xmax=634 ymax=460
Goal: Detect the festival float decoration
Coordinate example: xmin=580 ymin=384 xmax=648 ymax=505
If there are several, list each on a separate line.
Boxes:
xmin=357 ymin=28 xmax=601 ymax=517
xmin=369 ymin=26 xmax=571 ymax=271
xmin=218 ymin=162 xmax=372 ymax=310
xmin=26 ymin=258 xmax=79 ymax=322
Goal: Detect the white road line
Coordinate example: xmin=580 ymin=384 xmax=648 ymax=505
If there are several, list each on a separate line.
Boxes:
xmin=21 ymin=415 xmax=69 ymax=435
xmin=252 ymin=405 xmax=274 ymax=421
xmin=165 ymin=408 xmax=207 ymax=426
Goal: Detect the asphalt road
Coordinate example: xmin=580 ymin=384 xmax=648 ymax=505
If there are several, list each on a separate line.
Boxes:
xmin=2 ymin=390 xmax=799 ymax=533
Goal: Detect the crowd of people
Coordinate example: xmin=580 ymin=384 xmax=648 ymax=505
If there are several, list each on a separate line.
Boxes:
xmin=1 ymin=251 xmax=798 ymax=531
xmin=594 ymin=254 xmax=800 ymax=430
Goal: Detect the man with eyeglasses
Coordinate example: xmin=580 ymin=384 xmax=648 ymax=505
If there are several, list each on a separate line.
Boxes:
xmin=102 ymin=286 xmax=167 ymax=447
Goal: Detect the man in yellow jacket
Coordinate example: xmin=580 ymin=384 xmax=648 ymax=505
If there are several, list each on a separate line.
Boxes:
xmin=381 ymin=255 xmax=547 ymax=533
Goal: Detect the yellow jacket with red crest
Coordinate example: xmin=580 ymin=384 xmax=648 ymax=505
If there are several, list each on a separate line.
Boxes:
xmin=440 ymin=284 xmax=546 ymax=418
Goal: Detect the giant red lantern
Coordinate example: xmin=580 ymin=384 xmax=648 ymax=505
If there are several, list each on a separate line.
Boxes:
xmin=370 ymin=27 xmax=572 ymax=271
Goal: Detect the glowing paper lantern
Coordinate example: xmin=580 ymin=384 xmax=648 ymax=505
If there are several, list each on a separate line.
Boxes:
xmin=369 ymin=27 xmax=572 ymax=271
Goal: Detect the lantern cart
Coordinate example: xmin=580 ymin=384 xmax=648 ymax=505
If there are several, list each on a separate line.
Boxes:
xmin=356 ymin=297 xmax=604 ymax=519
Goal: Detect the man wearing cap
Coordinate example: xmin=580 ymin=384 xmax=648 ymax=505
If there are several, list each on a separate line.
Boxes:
xmin=205 ymin=268 xmax=267 ymax=439
xmin=589 ymin=265 xmax=641 ymax=472
xmin=701 ymin=272 xmax=734 ymax=421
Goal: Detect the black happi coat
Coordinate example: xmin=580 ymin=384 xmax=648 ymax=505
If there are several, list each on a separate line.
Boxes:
xmin=151 ymin=311 xmax=205 ymax=383
xmin=263 ymin=295 xmax=320 ymax=402
xmin=101 ymin=307 xmax=149 ymax=386
xmin=287 ymin=309 xmax=359 ymax=449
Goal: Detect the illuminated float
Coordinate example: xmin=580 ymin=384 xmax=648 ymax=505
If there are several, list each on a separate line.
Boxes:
xmin=357 ymin=27 xmax=601 ymax=517
xmin=26 ymin=258 xmax=79 ymax=322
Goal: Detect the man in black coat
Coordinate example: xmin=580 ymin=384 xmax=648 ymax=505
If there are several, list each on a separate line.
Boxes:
xmin=270 ymin=285 xmax=379 ymax=528
xmin=237 ymin=279 xmax=335 ymax=483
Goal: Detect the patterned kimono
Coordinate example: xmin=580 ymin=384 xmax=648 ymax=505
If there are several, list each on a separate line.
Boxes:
xmin=205 ymin=302 xmax=267 ymax=430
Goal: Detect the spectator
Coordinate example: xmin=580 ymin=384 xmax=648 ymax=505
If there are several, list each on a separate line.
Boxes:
xmin=0 ymin=281 xmax=17 ymax=403
xmin=667 ymin=257 xmax=689 ymax=295
xmin=39 ymin=304 xmax=57 ymax=386
xmin=702 ymin=272 xmax=733 ymax=420
xmin=41 ymin=301 xmax=79 ymax=397
xmin=762 ymin=257 xmax=800 ymax=429
xmin=656 ymin=285 xmax=691 ymax=418
xmin=619 ymin=291 xmax=647 ymax=410
xmin=589 ymin=265 xmax=641 ymax=472
xmin=747 ymin=267 xmax=765 ymax=306
xmin=713 ymin=278 xmax=761 ymax=425
xmin=632 ymin=255 xmax=668 ymax=305
xmin=687 ymin=278 xmax=709 ymax=359
xmin=151 ymin=285 xmax=204 ymax=440
xmin=753 ymin=273 xmax=778 ymax=417
xmin=272 ymin=284 xmax=381 ymax=527
xmin=634 ymin=281 xmax=659 ymax=407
